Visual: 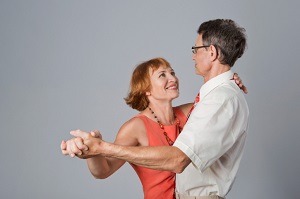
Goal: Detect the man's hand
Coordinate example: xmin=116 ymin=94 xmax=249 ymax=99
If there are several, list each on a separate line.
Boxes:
xmin=60 ymin=129 xmax=102 ymax=158
xmin=72 ymin=130 xmax=104 ymax=159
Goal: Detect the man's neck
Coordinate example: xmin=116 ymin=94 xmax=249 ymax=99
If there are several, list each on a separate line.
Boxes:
xmin=203 ymin=64 xmax=231 ymax=83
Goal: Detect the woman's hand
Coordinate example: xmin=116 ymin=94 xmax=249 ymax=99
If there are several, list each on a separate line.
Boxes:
xmin=233 ymin=73 xmax=248 ymax=94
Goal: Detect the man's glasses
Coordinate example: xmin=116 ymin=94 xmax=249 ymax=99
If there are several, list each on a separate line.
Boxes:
xmin=191 ymin=45 xmax=210 ymax=54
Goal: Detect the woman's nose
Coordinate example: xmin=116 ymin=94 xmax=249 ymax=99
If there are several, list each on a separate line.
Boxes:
xmin=168 ymin=75 xmax=177 ymax=82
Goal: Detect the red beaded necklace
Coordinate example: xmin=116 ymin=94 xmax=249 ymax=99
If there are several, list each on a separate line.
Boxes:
xmin=148 ymin=106 xmax=181 ymax=146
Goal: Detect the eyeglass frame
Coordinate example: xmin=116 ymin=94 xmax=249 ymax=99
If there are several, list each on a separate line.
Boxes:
xmin=191 ymin=45 xmax=220 ymax=58
xmin=191 ymin=45 xmax=210 ymax=54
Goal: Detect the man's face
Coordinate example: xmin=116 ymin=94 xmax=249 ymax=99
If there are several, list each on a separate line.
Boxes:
xmin=192 ymin=34 xmax=211 ymax=76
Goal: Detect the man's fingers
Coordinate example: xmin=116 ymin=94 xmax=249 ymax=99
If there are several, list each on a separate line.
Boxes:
xmin=91 ymin=130 xmax=101 ymax=138
xmin=65 ymin=129 xmax=101 ymax=156
xmin=74 ymin=137 xmax=89 ymax=151
xmin=69 ymin=138 xmax=84 ymax=155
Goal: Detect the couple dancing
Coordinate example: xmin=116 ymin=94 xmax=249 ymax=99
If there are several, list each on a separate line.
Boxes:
xmin=61 ymin=19 xmax=249 ymax=199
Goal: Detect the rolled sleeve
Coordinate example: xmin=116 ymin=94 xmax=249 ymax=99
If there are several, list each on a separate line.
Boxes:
xmin=173 ymin=140 xmax=203 ymax=170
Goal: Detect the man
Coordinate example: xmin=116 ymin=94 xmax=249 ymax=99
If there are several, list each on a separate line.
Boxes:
xmin=62 ymin=19 xmax=249 ymax=199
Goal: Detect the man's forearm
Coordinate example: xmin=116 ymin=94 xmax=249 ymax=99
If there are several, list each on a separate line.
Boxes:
xmin=101 ymin=142 xmax=191 ymax=173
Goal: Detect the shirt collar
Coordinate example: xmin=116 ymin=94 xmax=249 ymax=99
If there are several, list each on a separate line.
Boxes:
xmin=199 ymin=70 xmax=234 ymax=99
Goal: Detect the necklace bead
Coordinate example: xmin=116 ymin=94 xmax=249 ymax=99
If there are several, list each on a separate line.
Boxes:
xmin=148 ymin=106 xmax=181 ymax=146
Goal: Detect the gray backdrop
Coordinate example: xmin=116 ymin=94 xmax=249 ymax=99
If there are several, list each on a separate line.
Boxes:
xmin=1 ymin=1 xmax=299 ymax=199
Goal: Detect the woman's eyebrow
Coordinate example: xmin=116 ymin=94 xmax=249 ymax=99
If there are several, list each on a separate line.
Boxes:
xmin=157 ymin=70 xmax=166 ymax=74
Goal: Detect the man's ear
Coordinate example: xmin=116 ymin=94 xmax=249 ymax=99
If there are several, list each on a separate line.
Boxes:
xmin=209 ymin=45 xmax=218 ymax=61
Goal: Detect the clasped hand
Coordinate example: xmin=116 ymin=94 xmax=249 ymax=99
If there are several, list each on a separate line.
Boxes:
xmin=60 ymin=129 xmax=103 ymax=159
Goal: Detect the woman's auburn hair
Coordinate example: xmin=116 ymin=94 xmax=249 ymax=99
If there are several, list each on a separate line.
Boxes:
xmin=124 ymin=57 xmax=171 ymax=111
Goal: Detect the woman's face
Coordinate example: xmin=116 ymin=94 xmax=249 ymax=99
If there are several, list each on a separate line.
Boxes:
xmin=147 ymin=65 xmax=179 ymax=102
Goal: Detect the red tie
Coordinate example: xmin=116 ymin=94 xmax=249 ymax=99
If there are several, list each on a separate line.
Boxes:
xmin=187 ymin=93 xmax=200 ymax=120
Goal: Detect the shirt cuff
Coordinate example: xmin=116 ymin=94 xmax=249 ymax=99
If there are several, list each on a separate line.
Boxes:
xmin=173 ymin=140 xmax=204 ymax=172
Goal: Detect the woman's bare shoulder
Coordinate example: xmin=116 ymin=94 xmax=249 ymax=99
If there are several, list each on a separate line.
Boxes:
xmin=114 ymin=116 xmax=148 ymax=146
xmin=176 ymin=103 xmax=194 ymax=116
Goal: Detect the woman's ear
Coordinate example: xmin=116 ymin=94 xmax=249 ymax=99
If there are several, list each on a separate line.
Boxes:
xmin=146 ymin=91 xmax=151 ymax=96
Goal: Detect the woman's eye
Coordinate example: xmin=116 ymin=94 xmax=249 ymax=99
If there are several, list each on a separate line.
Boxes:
xmin=159 ymin=73 xmax=166 ymax=77
xmin=171 ymin=72 xmax=175 ymax=76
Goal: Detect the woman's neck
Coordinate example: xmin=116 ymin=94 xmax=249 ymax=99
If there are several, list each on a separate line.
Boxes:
xmin=146 ymin=101 xmax=175 ymax=125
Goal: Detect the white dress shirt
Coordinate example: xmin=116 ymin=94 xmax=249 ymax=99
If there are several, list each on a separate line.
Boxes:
xmin=173 ymin=70 xmax=249 ymax=197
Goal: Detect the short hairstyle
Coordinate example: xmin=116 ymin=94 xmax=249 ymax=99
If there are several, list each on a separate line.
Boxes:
xmin=198 ymin=19 xmax=247 ymax=67
xmin=124 ymin=57 xmax=171 ymax=111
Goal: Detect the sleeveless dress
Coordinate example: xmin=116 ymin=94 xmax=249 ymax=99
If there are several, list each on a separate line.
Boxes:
xmin=130 ymin=107 xmax=187 ymax=199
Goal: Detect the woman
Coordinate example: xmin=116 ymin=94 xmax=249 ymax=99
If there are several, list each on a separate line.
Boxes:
xmin=61 ymin=57 xmax=246 ymax=199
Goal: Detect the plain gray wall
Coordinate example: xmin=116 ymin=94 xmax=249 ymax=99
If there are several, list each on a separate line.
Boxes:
xmin=1 ymin=0 xmax=300 ymax=198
